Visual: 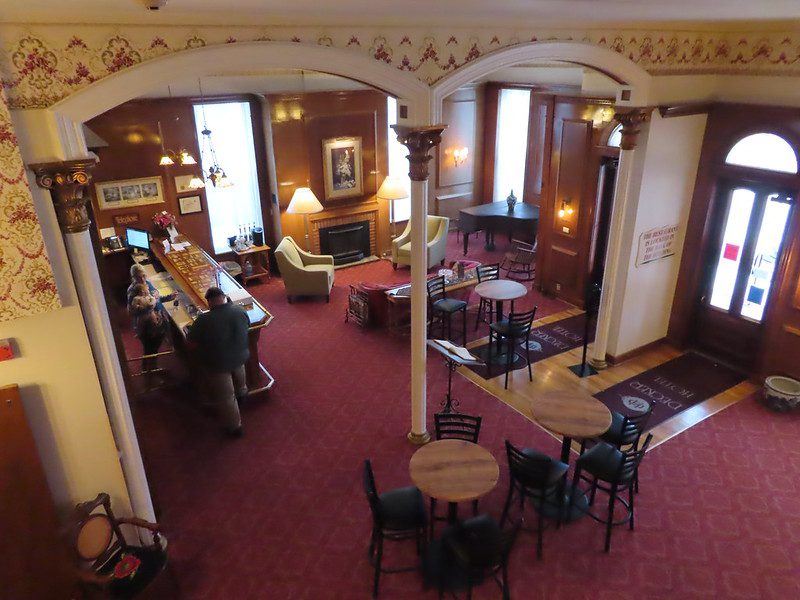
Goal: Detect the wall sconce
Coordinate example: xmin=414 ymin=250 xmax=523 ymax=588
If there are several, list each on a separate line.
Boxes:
xmin=452 ymin=146 xmax=469 ymax=167
xmin=558 ymin=197 xmax=575 ymax=219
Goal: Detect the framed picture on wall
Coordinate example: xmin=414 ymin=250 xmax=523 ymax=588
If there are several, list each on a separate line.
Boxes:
xmin=96 ymin=176 xmax=165 ymax=210
xmin=178 ymin=194 xmax=203 ymax=215
xmin=322 ymin=137 xmax=363 ymax=201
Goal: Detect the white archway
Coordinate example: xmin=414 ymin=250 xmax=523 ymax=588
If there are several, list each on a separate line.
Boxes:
xmin=52 ymin=41 xmax=430 ymax=126
xmin=430 ymin=41 xmax=652 ymax=120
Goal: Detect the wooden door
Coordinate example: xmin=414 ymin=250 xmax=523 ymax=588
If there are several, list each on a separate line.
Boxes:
xmin=693 ymin=181 xmax=795 ymax=368
xmin=0 ymin=384 xmax=76 ymax=599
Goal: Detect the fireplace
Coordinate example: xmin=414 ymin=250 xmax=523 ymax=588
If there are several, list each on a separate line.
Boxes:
xmin=319 ymin=220 xmax=371 ymax=265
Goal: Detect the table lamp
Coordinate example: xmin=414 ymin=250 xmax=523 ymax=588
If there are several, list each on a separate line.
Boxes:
xmin=287 ymin=187 xmax=324 ymax=250
xmin=377 ymin=175 xmax=409 ymax=240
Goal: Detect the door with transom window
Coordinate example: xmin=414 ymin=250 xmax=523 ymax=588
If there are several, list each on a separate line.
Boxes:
xmin=692 ymin=133 xmax=798 ymax=368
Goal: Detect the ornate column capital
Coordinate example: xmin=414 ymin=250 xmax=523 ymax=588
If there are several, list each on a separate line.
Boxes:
xmin=30 ymin=158 xmax=97 ymax=234
xmin=613 ymin=108 xmax=652 ymax=151
xmin=391 ymin=125 xmax=447 ymax=181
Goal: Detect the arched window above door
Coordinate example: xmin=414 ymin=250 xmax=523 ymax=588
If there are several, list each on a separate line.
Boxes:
xmin=607 ymin=123 xmax=623 ymax=148
xmin=724 ymin=133 xmax=798 ymax=174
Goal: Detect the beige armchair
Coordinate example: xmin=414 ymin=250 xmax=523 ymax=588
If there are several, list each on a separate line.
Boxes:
xmin=391 ymin=215 xmax=449 ymax=270
xmin=274 ymin=236 xmax=335 ymax=302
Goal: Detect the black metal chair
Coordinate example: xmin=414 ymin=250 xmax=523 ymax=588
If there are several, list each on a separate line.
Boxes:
xmin=500 ymin=440 xmax=568 ymax=560
xmin=568 ymin=434 xmax=653 ymax=552
xmin=474 ymin=263 xmax=500 ymax=330
xmin=427 ymin=275 xmax=467 ymax=346
xmin=500 ymin=239 xmax=536 ymax=282
xmin=431 ymin=412 xmax=483 ymax=528
xmin=363 ymin=459 xmax=427 ymax=598
xmin=423 ymin=514 xmax=518 ymax=600
xmin=488 ymin=307 xmax=537 ymax=389
xmin=599 ymin=400 xmax=653 ymax=493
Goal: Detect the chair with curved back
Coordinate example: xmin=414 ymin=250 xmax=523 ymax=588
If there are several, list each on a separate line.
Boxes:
xmin=568 ymin=433 xmax=654 ymax=552
xmin=362 ymin=459 xmax=427 ymax=598
xmin=500 ymin=441 xmax=568 ymax=560
xmin=71 ymin=492 xmax=169 ymax=599
xmin=500 ymin=239 xmax=537 ymax=282
xmin=474 ymin=263 xmax=500 ymax=330
xmin=488 ymin=307 xmax=537 ymax=389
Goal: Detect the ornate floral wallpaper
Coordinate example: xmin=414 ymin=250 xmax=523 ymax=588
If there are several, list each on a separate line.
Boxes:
xmin=0 ymin=24 xmax=798 ymax=109
xmin=0 ymin=87 xmax=61 ymax=321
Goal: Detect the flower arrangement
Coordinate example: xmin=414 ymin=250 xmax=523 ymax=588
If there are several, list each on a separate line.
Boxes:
xmin=152 ymin=210 xmax=177 ymax=230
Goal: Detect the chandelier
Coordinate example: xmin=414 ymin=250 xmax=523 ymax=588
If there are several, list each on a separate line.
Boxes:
xmin=157 ymin=120 xmax=197 ymax=166
xmin=198 ymin=79 xmax=233 ymax=188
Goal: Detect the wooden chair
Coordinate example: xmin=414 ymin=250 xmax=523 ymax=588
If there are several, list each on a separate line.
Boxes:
xmin=71 ymin=492 xmax=170 ymax=599
xmin=363 ymin=460 xmax=427 ymax=598
xmin=427 ymin=275 xmax=467 ymax=346
xmin=500 ymin=239 xmax=537 ymax=282
xmin=474 ymin=263 xmax=500 ymax=330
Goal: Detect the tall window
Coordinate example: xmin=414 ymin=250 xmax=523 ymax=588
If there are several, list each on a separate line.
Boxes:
xmin=193 ymin=101 xmax=263 ymax=254
xmin=387 ymin=96 xmax=411 ymax=223
xmin=493 ymin=88 xmax=531 ymax=202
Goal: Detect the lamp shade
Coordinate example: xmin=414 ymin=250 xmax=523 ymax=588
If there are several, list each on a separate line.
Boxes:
xmin=287 ymin=187 xmax=324 ymax=215
xmin=376 ymin=176 xmax=409 ymax=201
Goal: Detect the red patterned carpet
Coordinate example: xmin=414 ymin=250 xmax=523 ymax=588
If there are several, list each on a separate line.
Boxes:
xmin=125 ymin=232 xmax=800 ymax=599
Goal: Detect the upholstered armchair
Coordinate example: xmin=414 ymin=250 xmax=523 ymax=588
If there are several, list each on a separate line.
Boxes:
xmin=391 ymin=215 xmax=449 ymax=270
xmin=274 ymin=236 xmax=335 ymax=302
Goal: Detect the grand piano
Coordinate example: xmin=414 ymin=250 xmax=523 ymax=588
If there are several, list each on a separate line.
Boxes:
xmin=458 ymin=201 xmax=539 ymax=255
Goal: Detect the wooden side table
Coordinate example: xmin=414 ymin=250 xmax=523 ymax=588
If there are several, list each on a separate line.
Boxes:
xmin=233 ymin=244 xmax=271 ymax=285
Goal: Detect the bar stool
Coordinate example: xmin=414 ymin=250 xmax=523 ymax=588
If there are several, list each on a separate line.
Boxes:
xmin=488 ymin=307 xmax=537 ymax=389
xmin=474 ymin=263 xmax=500 ymax=330
xmin=427 ymin=275 xmax=467 ymax=346
xmin=568 ymin=434 xmax=653 ymax=552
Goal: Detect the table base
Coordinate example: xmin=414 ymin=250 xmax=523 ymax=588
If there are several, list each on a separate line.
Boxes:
xmin=472 ymin=343 xmax=524 ymax=367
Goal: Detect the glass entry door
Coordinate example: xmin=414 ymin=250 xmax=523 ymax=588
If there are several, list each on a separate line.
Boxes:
xmin=694 ymin=182 xmax=793 ymax=366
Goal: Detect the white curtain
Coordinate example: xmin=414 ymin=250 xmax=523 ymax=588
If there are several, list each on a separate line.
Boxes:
xmin=387 ymin=96 xmax=412 ymax=223
xmin=193 ymin=102 xmax=263 ymax=254
xmin=493 ymin=88 xmax=532 ymax=203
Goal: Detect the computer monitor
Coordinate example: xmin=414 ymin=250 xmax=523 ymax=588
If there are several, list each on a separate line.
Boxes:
xmin=126 ymin=227 xmax=150 ymax=251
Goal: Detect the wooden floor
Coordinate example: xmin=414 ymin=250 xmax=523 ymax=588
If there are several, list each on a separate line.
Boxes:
xmin=461 ymin=308 xmax=759 ymax=451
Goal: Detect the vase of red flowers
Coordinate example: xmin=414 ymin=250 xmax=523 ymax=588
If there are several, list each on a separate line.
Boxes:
xmin=152 ymin=210 xmax=178 ymax=240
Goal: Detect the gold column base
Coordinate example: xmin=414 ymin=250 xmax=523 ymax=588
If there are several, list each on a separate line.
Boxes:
xmin=588 ymin=357 xmax=608 ymax=370
xmin=407 ymin=430 xmax=431 ymax=445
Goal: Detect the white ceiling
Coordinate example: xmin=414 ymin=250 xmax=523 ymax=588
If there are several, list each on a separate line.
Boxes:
xmin=3 ymin=0 xmax=799 ymax=26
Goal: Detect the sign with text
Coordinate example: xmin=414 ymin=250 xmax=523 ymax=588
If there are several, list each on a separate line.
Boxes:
xmin=636 ymin=224 xmax=679 ymax=267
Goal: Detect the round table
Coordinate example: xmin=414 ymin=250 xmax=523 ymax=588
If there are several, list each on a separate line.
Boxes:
xmin=529 ymin=391 xmax=613 ymax=521
xmin=474 ymin=279 xmax=528 ymax=366
xmin=409 ymin=439 xmax=499 ymax=523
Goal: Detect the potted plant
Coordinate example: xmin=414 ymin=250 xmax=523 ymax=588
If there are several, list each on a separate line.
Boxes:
xmin=152 ymin=210 xmax=178 ymax=240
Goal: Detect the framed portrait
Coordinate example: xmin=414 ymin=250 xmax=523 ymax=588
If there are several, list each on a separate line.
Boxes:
xmin=178 ymin=194 xmax=203 ymax=215
xmin=322 ymin=137 xmax=363 ymax=201
xmin=96 ymin=176 xmax=165 ymax=210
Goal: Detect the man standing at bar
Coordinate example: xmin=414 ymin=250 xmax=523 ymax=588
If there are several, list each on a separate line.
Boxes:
xmin=188 ymin=286 xmax=250 ymax=437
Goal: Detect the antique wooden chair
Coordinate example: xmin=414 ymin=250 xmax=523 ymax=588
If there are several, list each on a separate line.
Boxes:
xmin=500 ymin=239 xmax=537 ymax=282
xmin=71 ymin=493 xmax=169 ymax=598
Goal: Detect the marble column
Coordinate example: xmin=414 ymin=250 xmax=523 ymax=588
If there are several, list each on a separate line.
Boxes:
xmin=31 ymin=159 xmax=156 ymax=527
xmin=589 ymin=109 xmax=651 ymax=370
xmin=391 ymin=125 xmax=446 ymax=445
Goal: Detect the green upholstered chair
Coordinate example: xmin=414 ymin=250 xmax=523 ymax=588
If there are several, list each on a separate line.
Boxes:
xmin=274 ymin=236 xmax=335 ymax=302
xmin=391 ymin=215 xmax=449 ymax=270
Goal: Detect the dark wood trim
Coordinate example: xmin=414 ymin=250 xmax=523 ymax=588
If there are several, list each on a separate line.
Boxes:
xmin=480 ymin=84 xmax=500 ymax=203
xmin=658 ymin=103 xmax=715 ymax=119
xmin=607 ymin=338 xmax=667 ymax=365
